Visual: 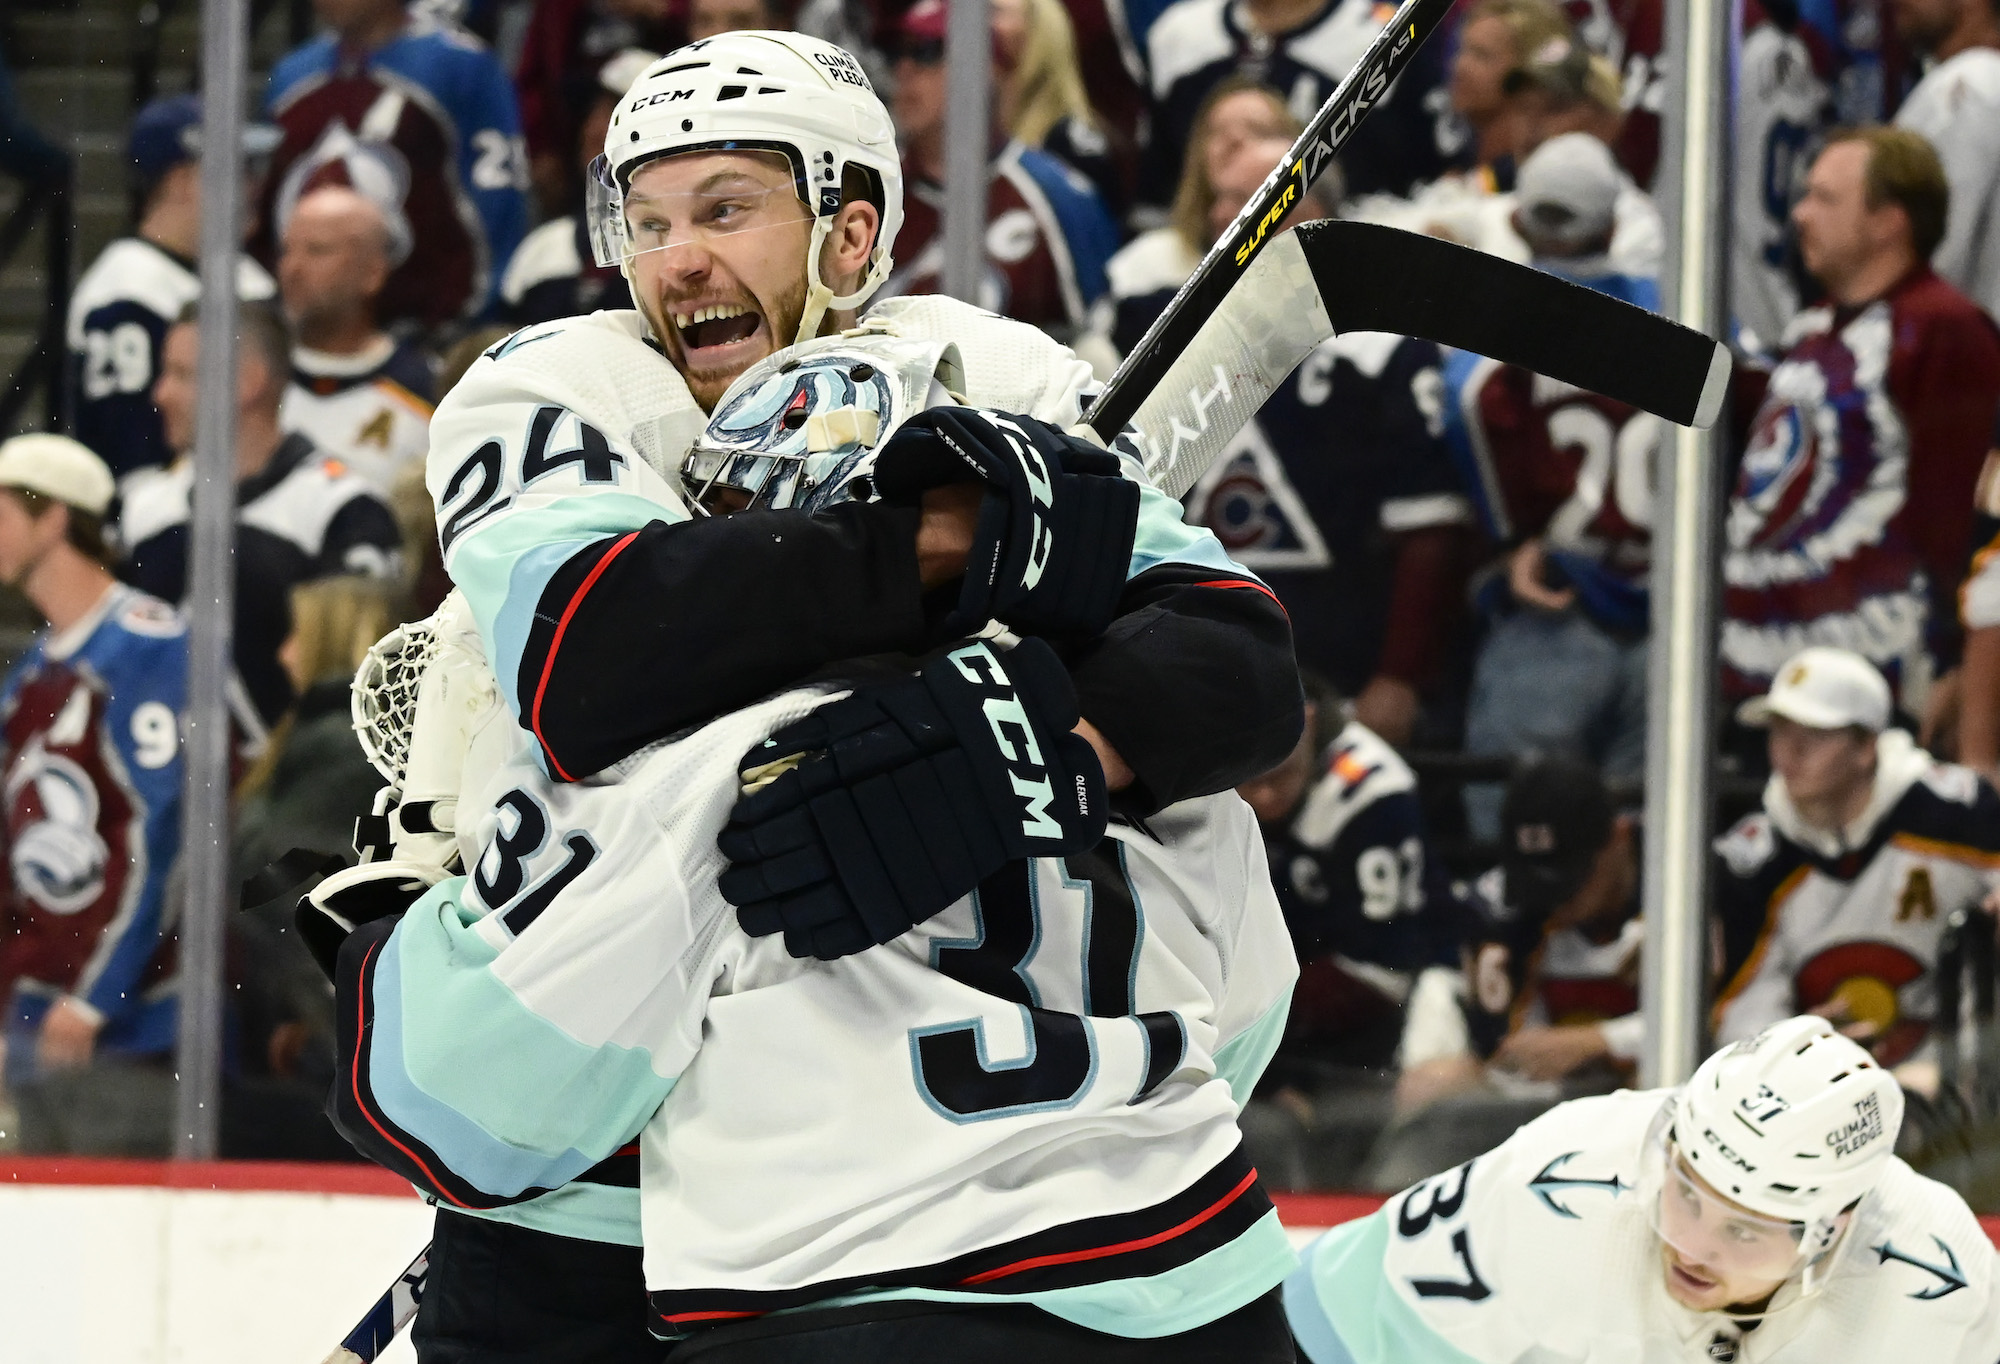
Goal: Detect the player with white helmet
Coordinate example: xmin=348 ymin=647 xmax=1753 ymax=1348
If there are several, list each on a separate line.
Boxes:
xmin=363 ymin=28 xmax=1299 ymax=1364
xmin=1285 ymin=1015 xmax=2000 ymax=1362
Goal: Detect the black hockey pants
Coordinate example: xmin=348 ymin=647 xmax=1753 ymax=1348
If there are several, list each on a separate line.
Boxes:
xmin=664 ymin=1289 xmax=1297 ymax=1364
xmin=413 ymin=1207 xmax=670 ymax=1364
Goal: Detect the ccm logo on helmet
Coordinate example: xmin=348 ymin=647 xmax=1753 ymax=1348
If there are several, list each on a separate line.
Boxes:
xmin=631 ymin=89 xmax=695 ymax=110
xmin=947 ymin=642 xmax=1066 ymax=840
xmin=1826 ymin=1092 xmax=1885 ymax=1157
xmin=1701 ymin=1128 xmax=1757 ymax=1172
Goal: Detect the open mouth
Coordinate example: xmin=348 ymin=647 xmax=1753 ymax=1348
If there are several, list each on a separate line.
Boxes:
xmin=675 ymin=303 xmax=762 ymax=355
xmin=1669 ymin=1258 xmax=1719 ymax=1294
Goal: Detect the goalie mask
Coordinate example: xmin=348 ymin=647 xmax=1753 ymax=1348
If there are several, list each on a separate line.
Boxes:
xmin=682 ymin=331 xmax=963 ymax=513
xmin=587 ymin=32 xmax=904 ymax=347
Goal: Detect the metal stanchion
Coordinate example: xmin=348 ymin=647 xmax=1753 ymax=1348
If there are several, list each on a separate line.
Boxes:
xmin=1641 ymin=0 xmax=1736 ymax=1089
xmin=941 ymin=0 xmax=990 ymax=303
xmin=173 ymin=0 xmax=248 ymax=1159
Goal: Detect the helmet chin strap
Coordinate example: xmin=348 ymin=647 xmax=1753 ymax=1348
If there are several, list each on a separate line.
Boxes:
xmin=795 ymin=212 xmax=885 ymax=345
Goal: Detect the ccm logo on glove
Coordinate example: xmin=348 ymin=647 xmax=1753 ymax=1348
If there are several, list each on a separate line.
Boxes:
xmin=948 ymin=641 xmax=1072 ymax=839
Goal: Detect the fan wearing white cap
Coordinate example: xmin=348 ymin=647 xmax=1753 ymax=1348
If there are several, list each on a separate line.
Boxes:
xmin=1285 ymin=1016 xmax=2000 ymax=1362
xmin=1714 ymin=646 xmax=2000 ymax=1078
xmin=0 ymin=435 xmax=200 ymax=1090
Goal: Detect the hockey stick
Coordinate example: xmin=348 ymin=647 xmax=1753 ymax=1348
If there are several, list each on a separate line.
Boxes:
xmin=1127 ymin=219 xmax=1733 ymax=497
xmin=1085 ymin=0 xmax=1459 ymax=441
xmin=320 ymin=1244 xmax=429 ymax=1364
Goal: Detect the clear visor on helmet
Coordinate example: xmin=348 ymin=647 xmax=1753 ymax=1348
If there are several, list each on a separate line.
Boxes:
xmin=1650 ymin=1148 xmax=1811 ymax=1287
xmin=585 ymin=152 xmax=811 ymax=268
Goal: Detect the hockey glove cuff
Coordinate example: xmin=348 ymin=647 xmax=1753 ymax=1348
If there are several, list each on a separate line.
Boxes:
xmin=872 ymin=407 xmax=1140 ymax=640
xmin=718 ymin=638 xmax=1109 ymax=961
xmin=296 ymin=860 xmax=448 ymax=982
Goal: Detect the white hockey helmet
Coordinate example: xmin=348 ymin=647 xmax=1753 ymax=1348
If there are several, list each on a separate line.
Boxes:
xmin=1668 ymin=1016 xmax=1903 ymax=1258
xmin=587 ymin=32 xmax=904 ymax=347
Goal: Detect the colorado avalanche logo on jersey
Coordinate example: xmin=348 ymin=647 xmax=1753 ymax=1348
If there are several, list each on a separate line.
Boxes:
xmin=5 ymin=747 xmax=110 ymax=915
xmin=1185 ymin=421 xmax=1331 ymax=571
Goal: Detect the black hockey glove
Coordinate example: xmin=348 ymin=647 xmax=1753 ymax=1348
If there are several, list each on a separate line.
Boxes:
xmin=871 ymin=407 xmax=1141 ymax=640
xmin=718 ymin=638 xmax=1108 ymax=961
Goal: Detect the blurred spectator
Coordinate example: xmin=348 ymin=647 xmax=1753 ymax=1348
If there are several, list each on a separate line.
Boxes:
xmin=792 ymin=0 xmax=895 ymax=92
xmin=1443 ymin=0 xmax=1574 ymax=190
xmin=500 ymin=47 xmax=651 ymax=325
xmin=1892 ymin=0 xmax=2000 ymax=321
xmin=0 ymin=38 xmax=70 ymax=190
xmin=1714 ymin=647 xmax=2000 ymax=1095
xmin=122 ymin=302 xmax=403 ymax=726
xmin=1732 ymin=0 xmax=1836 ymax=353
xmin=1502 ymin=37 xmax=1661 ymax=271
xmin=0 ymin=437 xmax=187 ymax=1153
xmin=992 ymin=0 xmax=1134 ymax=220
xmin=259 ymin=0 xmax=531 ymax=329
xmin=1387 ymin=756 xmax=1641 ymax=1175
xmin=1954 ymin=414 xmax=2000 ymax=778
xmin=1446 ymin=134 xmax=1662 ymax=839
xmin=883 ymin=0 xmax=1121 ymax=339
xmin=1180 ymin=142 xmax=1468 ymax=744
xmin=1241 ymin=677 xmax=1460 ymax=1075
xmin=1544 ymin=0 xmax=1666 ymax=187
xmin=1142 ymin=0 xmax=1448 ymax=218
xmin=278 ymin=185 xmax=437 ymax=498
xmin=1090 ymin=79 xmax=1298 ymax=364
xmin=515 ymin=0 xmax=686 ymax=215
xmin=689 ymin=0 xmax=784 ymax=38
xmin=66 ymin=96 xmax=277 ymax=480
xmin=1056 ymin=0 xmax=1152 ymax=184
xmin=1722 ymin=128 xmax=2000 ymax=714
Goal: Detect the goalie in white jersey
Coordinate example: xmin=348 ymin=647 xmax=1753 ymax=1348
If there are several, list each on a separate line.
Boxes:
xmin=1284 ymin=1015 xmax=2000 ymax=1362
xmin=324 ymin=642 xmax=1301 ymax=1359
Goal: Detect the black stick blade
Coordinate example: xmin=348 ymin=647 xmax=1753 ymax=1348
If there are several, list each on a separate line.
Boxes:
xmin=1296 ymin=219 xmax=1730 ymax=429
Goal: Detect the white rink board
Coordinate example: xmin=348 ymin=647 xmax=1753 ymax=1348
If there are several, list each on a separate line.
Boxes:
xmin=0 ymin=1183 xmax=433 ymax=1363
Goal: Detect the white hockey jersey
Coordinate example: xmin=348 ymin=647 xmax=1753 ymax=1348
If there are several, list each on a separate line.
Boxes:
xmin=1285 ymin=1087 xmax=2000 ymax=1363
xmin=1732 ymin=19 xmax=1828 ymax=353
xmin=1712 ymin=730 xmax=2000 ymax=1066
xmin=333 ymin=682 xmax=1301 ymax=1338
xmin=1896 ymin=48 xmax=2000 ymax=325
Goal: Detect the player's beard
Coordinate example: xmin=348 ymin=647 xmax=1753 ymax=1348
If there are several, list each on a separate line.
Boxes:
xmin=645 ymin=266 xmax=811 ymax=414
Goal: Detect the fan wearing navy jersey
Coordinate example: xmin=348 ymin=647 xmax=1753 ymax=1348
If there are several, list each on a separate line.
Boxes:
xmin=0 ymin=437 xmax=189 ymax=1079
xmin=1723 ymin=127 xmax=2000 ymax=709
xmin=882 ymin=0 xmax=1121 ymax=340
xmin=122 ymin=303 xmax=402 ymax=724
xmin=1713 ymin=648 xmax=2000 ymax=1076
xmin=258 ymin=0 xmax=529 ymax=327
xmin=65 ymin=95 xmax=276 ymax=479
xmin=1237 ymin=685 xmax=1458 ymax=1074
xmin=1445 ymin=133 xmax=1662 ymax=839
xmin=1142 ymin=0 xmax=1449 ymax=213
xmin=1103 ymin=114 xmax=1467 ymax=741
xmin=277 ymin=185 xmax=436 ymax=498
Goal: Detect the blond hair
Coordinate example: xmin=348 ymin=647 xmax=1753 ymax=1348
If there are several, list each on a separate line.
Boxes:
xmin=1004 ymin=0 xmax=1101 ymax=149
xmin=1169 ymin=80 xmax=1302 ymax=255
xmin=1466 ymin=0 xmax=1575 ymax=67
xmin=1824 ymin=125 xmax=1952 ymax=261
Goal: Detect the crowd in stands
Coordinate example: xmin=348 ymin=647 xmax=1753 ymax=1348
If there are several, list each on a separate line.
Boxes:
xmin=0 ymin=0 xmax=1998 ymax=1214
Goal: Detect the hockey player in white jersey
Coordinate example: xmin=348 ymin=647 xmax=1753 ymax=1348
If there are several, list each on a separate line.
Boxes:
xmin=1284 ymin=1015 xmax=2000 ymax=1362
xmin=322 ymin=641 xmax=1302 ymax=1360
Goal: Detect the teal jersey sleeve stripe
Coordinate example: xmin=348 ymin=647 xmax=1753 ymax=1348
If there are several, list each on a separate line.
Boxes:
xmin=447 ymin=492 xmax=688 ymax=717
xmin=1286 ymin=1217 xmax=1486 ymax=1364
xmin=450 ymin=1180 xmax=646 ymax=1247
xmin=1214 ymin=986 xmax=1292 ymax=1111
xmin=1129 ymin=480 xmax=1264 ymax=580
xmin=367 ymin=891 xmax=678 ymax=1199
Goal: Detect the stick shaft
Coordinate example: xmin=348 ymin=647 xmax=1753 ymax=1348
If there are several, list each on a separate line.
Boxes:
xmin=321 ymin=1244 xmax=430 ymax=1364
xmin=1083 ymin=0 xmax=1459 ymax=439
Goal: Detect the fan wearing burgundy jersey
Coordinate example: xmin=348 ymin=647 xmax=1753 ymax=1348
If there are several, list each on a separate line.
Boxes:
xmin=258 ymin=0 xmax=529 ymax=328
xmin=1442 ymin=134 xmax=1662 ymax=839
xmin=1722 ymin=127 xmax=2000 ymax=709
xmin=0 ymin=438 xmax=192 ymax=1078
